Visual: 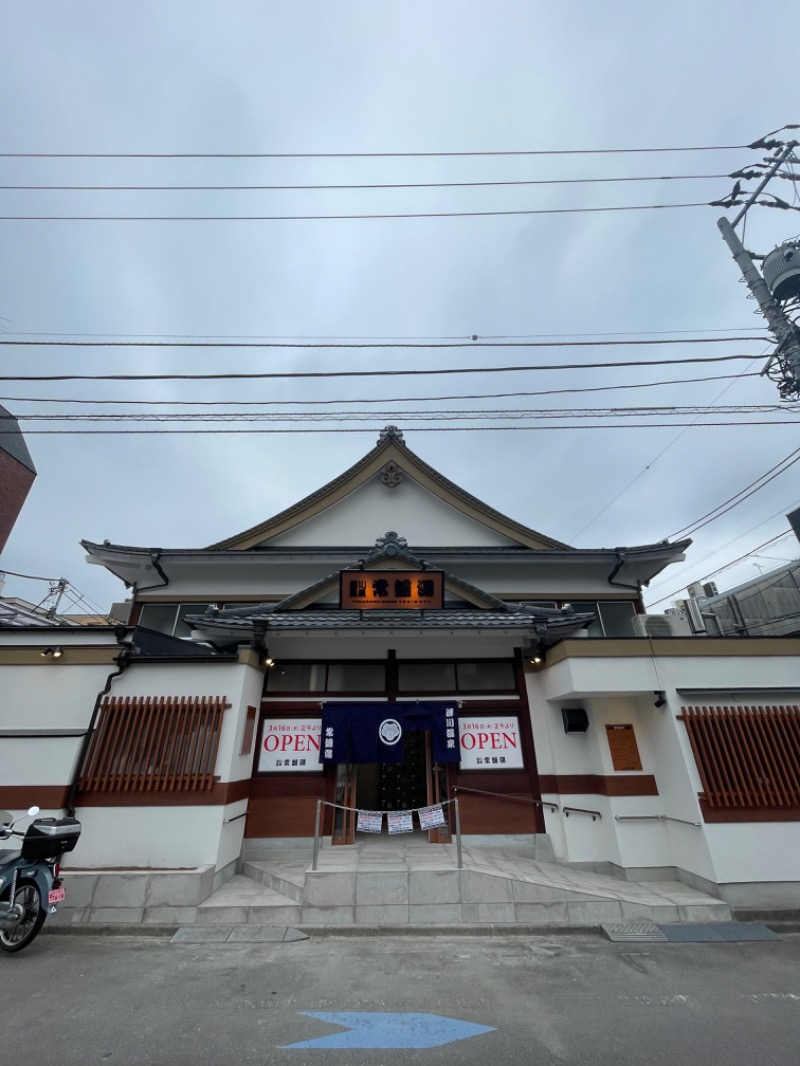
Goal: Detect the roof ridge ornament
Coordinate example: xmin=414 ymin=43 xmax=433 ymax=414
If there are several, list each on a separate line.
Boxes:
xmin=378 ymin=424 xmax=405 ymax=444
xmin=374 ymin=531 xmax=408 ymax=555
xmin=379 ymin=461 xmax=404 ymax=488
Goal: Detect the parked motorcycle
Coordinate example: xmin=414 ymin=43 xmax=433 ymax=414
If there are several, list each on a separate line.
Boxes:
xmin=0 ymin=806 xmax=81 ymax=953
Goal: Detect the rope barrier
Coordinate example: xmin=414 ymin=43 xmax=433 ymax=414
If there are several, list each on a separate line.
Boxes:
xmin=319 ymin=798 xmax=454 ymax=815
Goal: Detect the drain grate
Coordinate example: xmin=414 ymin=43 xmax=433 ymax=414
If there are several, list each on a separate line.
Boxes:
xmin=602 ymin=921 xmax=780 ymax=944
xmin=601 ymin=921 xmax=669 ymax=943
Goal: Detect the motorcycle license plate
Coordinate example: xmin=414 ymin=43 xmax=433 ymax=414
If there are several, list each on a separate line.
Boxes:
xmin=48 ymin=887 xmax=65 ymax=905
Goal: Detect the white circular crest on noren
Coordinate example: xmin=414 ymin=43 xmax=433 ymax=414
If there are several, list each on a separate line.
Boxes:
xmin=379 ymin=718 xmax=403 ymax=745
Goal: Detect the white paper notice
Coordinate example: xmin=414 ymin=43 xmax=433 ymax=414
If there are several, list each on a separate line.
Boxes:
xmin=357 ymin=810 xmax=383 ymax=834
xmin=387 ymin=810 xmax=414 ymax=834
xmin=418 ymin=804 xmax=446 ymax=829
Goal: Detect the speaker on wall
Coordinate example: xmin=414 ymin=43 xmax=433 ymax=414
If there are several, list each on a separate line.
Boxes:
xmin=561 ymin=707 xmax=589 ymax=734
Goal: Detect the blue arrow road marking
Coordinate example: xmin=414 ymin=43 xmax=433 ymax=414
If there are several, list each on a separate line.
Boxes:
xmin=281 ymin=1011 xmax=496 ymax=1049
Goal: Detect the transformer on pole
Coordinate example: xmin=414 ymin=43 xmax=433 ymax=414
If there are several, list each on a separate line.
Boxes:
xmin=716 ymin=140 xmax=800 ymax=401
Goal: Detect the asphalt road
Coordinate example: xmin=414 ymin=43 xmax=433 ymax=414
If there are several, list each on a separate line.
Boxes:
xmin=4 ymin=931 xmax=800 ymax=1065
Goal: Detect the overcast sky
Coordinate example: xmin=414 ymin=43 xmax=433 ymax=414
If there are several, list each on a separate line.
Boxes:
xmin=1 ymin=1 xmax=799 ymax=617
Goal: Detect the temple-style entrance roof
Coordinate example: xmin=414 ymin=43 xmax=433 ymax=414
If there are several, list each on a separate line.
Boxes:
xmin=82 ymin=427 xmax=690 ymax=596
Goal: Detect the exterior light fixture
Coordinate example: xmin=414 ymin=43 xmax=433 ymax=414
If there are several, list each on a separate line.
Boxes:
xmin=523 ymin=642 xmax=546 ymax=666
xmin=40 ymin=647 xmax=64 ymax=659
xmin=653 ymin=691 xmax=667 ymax=708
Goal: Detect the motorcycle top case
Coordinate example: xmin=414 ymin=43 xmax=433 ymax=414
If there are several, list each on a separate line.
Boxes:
xmin=21 ymin=818 xmax=81 ymax=861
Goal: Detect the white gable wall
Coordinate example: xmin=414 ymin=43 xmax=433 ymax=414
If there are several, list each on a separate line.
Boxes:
xmin=265 ymin=475 xmax=521 ymax=549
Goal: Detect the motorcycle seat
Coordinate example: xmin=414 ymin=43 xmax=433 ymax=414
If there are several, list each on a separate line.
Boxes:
xmin=0 ymin=849 xmax=21 ymax=867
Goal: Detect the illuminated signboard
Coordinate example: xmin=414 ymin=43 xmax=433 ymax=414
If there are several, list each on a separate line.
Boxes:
xmin=340 ymin=570 xmax=444 ymax=610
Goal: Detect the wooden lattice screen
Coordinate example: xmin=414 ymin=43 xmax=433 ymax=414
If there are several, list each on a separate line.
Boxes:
xmin=680 ymin=705 xmax=800 ymax=809
xmin=79 ymin=695 xmax=229 ymax=793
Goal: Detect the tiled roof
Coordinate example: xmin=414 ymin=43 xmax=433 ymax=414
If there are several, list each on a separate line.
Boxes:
xmin=188 ymin=605 xmax=595 ymax=635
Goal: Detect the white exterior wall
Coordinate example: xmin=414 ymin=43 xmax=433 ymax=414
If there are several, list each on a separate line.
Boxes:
xmin=1 ymin=662 xmax=117 ymax=788
xmin=267 ymin=476 xmax=518 ymax=548
xmin=0 ymin=637 xmax=265 ymax=871
xmin=529 ymin=650 xmax=800 ymax=891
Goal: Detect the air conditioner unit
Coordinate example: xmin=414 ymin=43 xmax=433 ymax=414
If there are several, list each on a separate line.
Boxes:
xmin=633 ymin=613 xmax=692 ymax=638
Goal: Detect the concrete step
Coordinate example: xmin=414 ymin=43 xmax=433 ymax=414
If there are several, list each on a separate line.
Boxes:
xmin=241 ymin=861 xmax=306 ymax=903
xmin=202 ymin=858 xmax=732 ymax=927
xmin=196 ymin=875 xmax=302 ymax=926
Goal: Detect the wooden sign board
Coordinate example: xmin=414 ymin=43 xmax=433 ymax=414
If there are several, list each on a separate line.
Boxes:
xmin=606 ymin=723 xmax=643 ymax=772
xmin=340 ymin=570 xmax=444 ymax=610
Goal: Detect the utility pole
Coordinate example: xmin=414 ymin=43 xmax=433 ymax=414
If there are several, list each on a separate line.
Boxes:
xmin=716 ymin=142 xmax=800 ymax=400
xmin=45 ymin=577 xmax=68 ymax=619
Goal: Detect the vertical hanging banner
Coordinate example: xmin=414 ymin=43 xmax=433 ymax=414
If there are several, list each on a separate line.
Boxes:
xmin=319 ymin=703 xmax=460 ymax=765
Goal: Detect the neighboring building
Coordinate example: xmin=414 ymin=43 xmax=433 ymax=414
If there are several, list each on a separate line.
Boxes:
xmin=0 ymin=403 xmax=36 ymax=553
xmin=1 ymin=426 xmax=798 ymax=920
xmin=677 ymin=508 xmax=800 ymax=638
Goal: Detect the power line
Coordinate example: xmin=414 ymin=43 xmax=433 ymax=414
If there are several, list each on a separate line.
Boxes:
xmin=0 ymin=173 xmax=729 ymax=192
xmin=0 ymin=336 xmax=769 ymax=349
xmin=0 ymin=567 xmax=60 ymax=582
xmin=647 ymin=532 xmax=799 ymax=610
xmin=669 ymin=445 xmax=800 ymax=539
xmin=646 ymin=510 xmax=800 ymax=605
xmin=699 ymin=532 xmax=798 ymax=585
xmin=570 ymin=352 xmax=767 ymax=541
xmin=14 ymin=420 xmax=800 ymax=435
xmin=0 ymin=201 xmax=713 ymax=222
xmin=0 ymin=372 xmax=763 ymax=407
xmin=0 ymin=328 xmax=769 ymax=340
xmin=5 ymin=405 xmax=794 ymax=422
xmin=0 ymin=144 xmax=747 ymax=159
xmin=0 ymin=354 xmax=771 ymax=383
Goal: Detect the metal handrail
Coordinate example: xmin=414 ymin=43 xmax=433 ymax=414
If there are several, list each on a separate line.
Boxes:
xmin=452 ymin=785 xmax=559 ymax=812
xmin=311 ymin=797 xmax=463 ymax=871
xmin=223 ymin=810 xmax=248 ymax=824
xmin=563 ymin=805 xmax=602 ymax=821
xmin=614 ymin=814 xmax=702 ymax=828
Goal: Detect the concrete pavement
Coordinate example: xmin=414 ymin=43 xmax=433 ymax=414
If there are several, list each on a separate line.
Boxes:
xmin=4 ymin=931 xmax=800 ymax=1064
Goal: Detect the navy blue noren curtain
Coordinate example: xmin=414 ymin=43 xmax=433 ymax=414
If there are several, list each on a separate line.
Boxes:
xmin=319 ymin=702 xmax=459 ymax=765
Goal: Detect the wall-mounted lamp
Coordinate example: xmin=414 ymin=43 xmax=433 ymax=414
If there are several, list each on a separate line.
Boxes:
xmin=653 ymin=691 xmax=667 ymax=708
xmin=523 ymin=642 xmax=546 ymax=666
xmin=40 ymin=646 xmax=63 ymax=659
xmin=260 ymin=652 xmax=275 ymax=669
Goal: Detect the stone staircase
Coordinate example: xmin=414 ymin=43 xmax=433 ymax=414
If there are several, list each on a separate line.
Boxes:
xmin=196 ymin=841 xmax=732 ymax=927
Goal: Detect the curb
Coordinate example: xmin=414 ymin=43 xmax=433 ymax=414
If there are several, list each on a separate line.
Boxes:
xmin=41 ymin=922 xmax=602 ymax=939
xmin=44 ymin=924 xmax=179 ymax=938
xmin=296 ymin=923 xmax=602 ymax=937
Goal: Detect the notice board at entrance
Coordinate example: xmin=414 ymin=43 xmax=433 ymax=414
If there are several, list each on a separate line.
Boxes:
xmin=340 ymin=570 xmax=444 ymax=609
xmin=605 ymin=723 xmax=643 ymax=772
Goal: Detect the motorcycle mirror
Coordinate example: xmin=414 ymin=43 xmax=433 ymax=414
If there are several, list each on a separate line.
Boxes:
xmin=27 ymin=806 xmax=40 ymax=817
